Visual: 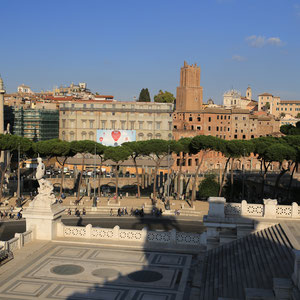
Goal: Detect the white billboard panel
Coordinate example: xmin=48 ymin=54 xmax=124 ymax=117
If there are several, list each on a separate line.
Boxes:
xmin=96 ymin=130 xmax=136 ymax=146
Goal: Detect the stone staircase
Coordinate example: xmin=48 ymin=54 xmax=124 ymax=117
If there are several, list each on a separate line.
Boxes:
xmin=199 ymin=224 xmax=295 ymax=300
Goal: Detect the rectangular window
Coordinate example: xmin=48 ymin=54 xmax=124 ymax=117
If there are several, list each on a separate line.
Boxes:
xmin=82 ymin=120 xmax=86 ymax=128
xmin=208 ymin=117 xmax=211 ymax=122
xmin=62 ymin=120 xmax=66 ymax=128
xmin=148 ymin=122 xmax=153 ymax=130
xmin=101 ymin=120 xmax=106 ymax=129
xmin=130 ymin=121 xmax=135 ymax=130
xmin=139 ymin=121 xmax=143 ymax=130
xmin=89 ymin=120 xmax=94 ymax=129
xmin=111 ymin=120 xmax=116 ymax=129
xmin=121 ymin=121 xmax=126 ymax=130
xmin=156 ymin=122 xmax=161 ymax=130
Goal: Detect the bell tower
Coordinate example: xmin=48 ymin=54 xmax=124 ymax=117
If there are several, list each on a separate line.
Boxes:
xmin=176 ymin=61 xmax=203 ymax=111
xmin=246 ymin=86 xmax=252 ymax=100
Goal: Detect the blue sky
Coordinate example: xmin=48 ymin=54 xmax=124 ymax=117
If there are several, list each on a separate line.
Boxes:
xmin=0 ymin=0 xmax=300 ymax=103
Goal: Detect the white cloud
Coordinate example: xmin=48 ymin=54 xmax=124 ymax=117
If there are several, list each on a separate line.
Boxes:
xmin=267 ymin=37 xmax=283 ymax=46
xmin=246 ymin=35 xmax=283 ymax=47
xmin=246 ymin=35 xmax=266 ymax=47
xmin=232 ymin=55 xmax=246 ymax=62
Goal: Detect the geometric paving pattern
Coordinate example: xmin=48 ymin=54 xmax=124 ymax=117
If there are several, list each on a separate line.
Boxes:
xmin=0 ymin=243 xmax=193 ymax=299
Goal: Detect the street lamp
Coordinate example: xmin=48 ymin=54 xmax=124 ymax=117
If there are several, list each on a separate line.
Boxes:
xmin=94 ymin=144 xmax=96 ymax=198
xmin=167 ymin=144 xmax=170 ymax=209
xmin=242 ymin=148 xmax=245 ymax=199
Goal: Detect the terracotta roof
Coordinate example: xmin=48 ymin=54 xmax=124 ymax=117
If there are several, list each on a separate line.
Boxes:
xmin=94 ymin=95 xmax=114 ymax=98
xmin=280 ymin=100 xmax=300 ymax=104
xmin=247 ymin=100 xmax=258 ymax=107
xmin=258 ymin=93 xmax=273 ymax=96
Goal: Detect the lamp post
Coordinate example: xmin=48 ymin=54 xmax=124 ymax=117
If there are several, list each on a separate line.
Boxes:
xmin=242 ymin=148 xmax=245 ymax=200
xmin=167 ymin=144 xmax=170 ymax=206
xmin=94 ymin=144 xmax=96 ymax=198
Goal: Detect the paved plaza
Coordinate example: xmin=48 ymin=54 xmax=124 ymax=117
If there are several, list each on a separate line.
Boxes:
xmin=0 ymin=241 xmax=194 ymax=299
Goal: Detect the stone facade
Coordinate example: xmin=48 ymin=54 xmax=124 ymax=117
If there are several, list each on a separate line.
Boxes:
xmin=59 ymin=101 xmax=173 ymax=142
xmin=223 ymin=86 xmax=257 ymax=110
xmin=259 ymin=93 xmax=300 ymax=118
xmin=176 ymin=61 xmax=203 ymax=112
xmin=173 ymin=62 xmax=280 ymax=173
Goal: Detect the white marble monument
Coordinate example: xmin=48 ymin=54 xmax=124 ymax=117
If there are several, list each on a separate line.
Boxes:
xmin=23 ymin=157 xmax=65 ymax=240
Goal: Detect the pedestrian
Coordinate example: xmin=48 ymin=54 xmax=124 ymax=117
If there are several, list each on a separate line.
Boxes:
xmin=82 ymin=208 xmax=86 ymax=215
xmin=110 ymin=208 xmax=113 ymax=216
xmin=125 ymin=207 xmax=128 ymax=215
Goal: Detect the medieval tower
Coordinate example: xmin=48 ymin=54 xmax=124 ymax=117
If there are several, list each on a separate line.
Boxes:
xmin=176 ymin=61 xmax=203 ymax=111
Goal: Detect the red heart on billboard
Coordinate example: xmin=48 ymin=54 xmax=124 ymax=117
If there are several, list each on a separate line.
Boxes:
xmin=99 ymin=137 xmax=103 ymax=142
xmin=111 ymin=130 xmax=121 ymax=141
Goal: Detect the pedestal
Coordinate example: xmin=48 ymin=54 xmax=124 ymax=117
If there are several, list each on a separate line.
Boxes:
xmin=22 ymin=203 xmax=65 ymax=240
xmin=208 ymin=197 xmax=226 ymax=218
xmin=263 ymin=199 xmax=277 ymax=218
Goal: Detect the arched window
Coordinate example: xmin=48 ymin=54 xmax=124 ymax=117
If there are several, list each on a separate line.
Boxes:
xmin=89 ymin=131 xmax=94 ymax=140
xmin=62 ymin=131 xmax=66 ymax=141
xmin=155 ymin=133 xmax=161 ymax=139
xmin=168 ymin=133 xmax=173 ymax=140
xmin=138 ymin=133 xmax=144 ymax=141
xmin=81 ymin=131 xmax=87 ymax=140
xmin=70 ymin=131 xmax=75 ymax=142
xmin=188 ymin=158 xmax=192 ymax=166
xmin=147 ymin=133 xmax=153 ymax=140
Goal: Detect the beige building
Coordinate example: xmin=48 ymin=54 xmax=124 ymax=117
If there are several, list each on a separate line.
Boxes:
xmin=258 ymin=93 xmax=300 ymax=118
xmin=17 ymin=84 xmax=33 ymax=94
xmin=59 ymin=101 xmax=174 ymax=142
xmin=280 ymin=114 xmax=299 ymax=127
xmin=223 ymin=86 xmax=257 ymax=110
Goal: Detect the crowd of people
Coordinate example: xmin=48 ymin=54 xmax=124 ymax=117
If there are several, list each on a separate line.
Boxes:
xmin=0 ymin=206 xmax=22 ymax=220
xmin=67 ymin=207 xmax=86 ymax=217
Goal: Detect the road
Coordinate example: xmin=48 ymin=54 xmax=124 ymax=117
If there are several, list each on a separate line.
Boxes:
xmin=0 ymin=216 xmax=205 ymax=241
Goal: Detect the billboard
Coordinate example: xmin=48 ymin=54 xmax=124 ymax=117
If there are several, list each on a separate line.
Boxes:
xmin=96 ymin=130 xmax=136 ymax=146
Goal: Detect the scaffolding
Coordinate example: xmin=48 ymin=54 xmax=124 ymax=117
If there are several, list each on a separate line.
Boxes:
xmin=12 ymin=107 xmax=59 ymax=141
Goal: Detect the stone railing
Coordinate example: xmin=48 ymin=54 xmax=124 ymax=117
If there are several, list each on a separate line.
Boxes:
xmin=223 ymin=199 xmax=300 ymax=219
xmin=57 ymin=223 xmax=206 ymax=249
xmin=1 ymin=230 xmax=33 ymax=252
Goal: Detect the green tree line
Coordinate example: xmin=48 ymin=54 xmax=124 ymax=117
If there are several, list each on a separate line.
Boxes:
xmin=0 ymin=134 xmax=300 ymax=205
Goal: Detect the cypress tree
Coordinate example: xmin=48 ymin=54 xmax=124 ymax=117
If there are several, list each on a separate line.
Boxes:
xmin=138 ymin=88 xmax=151 ymax=102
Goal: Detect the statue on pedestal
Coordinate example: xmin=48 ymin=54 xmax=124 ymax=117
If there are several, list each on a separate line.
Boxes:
xmin=29 ymin=157 xmax=56 ymax=208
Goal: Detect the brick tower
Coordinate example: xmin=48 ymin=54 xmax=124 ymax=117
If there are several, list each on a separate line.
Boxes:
xmin=176 ymin=61 xmax=203 ymax=111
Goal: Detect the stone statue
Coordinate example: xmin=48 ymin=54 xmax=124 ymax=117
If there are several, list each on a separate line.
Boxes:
xmin=29 ymin=157 xmax=56 ymax=208
xmin=4 ymin=123 xmax=10 ymax=135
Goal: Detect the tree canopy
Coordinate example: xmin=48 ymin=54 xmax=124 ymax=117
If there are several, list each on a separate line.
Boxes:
xmin=138 ymin=88 xmax=151 ymax=102
xmin=154 ymin=90 xmax=175 ymax=103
